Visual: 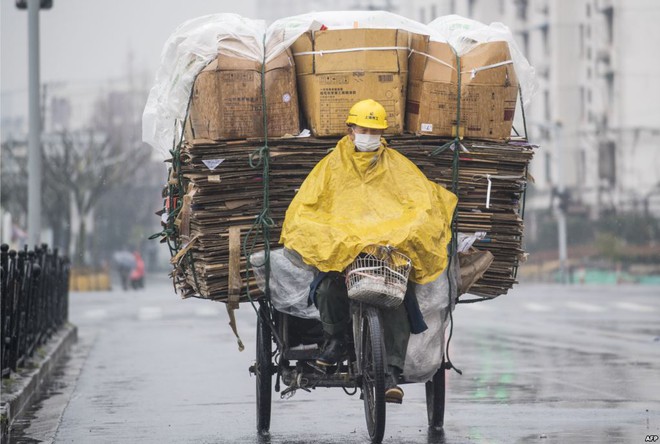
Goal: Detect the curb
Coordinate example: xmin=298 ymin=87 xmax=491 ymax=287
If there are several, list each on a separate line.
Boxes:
xmin=0 ymin=324 xmax=78 ymax=444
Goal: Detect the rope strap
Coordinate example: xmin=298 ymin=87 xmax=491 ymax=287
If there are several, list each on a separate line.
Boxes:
xmin=461 ymin=60 xmax=513 ymax=79
xmin=293 ymin=46 xmax=409 ymax=57
xmin=408 ymin=49 xmax=456 ymax=71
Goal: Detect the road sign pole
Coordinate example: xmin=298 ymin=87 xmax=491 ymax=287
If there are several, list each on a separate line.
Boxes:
xmin=27 ymin=0 xmax=42 ymax=247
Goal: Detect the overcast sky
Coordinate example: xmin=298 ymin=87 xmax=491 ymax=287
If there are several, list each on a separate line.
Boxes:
xmin=1 ymin=0 xmax=257 ymax=95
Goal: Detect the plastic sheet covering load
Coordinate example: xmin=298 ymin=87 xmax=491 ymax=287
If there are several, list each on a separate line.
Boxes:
xmin=143 ymin=14 xmax=267 ymax=157
xmin=429 ymin=15 xmax=537 ymax=106
xmin=184 ymin=47 xmax=300 ymax=141
xmin=291 ymin=28 xmax=410 ymax=137
xmin=250 ymin=249 xmax=320 ymax=320
xmin=279 ymin=135 xmax=458 ymax=284
xmin=406 ymin=36 xmax=519 ymax=141
xmin=250 ymin=247 xmax=458 ymax=382
xmin=149 ymin=12 xmax=536 ymax=302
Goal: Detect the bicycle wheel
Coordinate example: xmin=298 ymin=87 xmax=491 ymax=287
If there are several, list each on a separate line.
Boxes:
xmin=360 ymin=306 xmax=386 ymax=443
xmin=425 ymin=367 xmax=445 ymax=430
xmin=256 ymin=306 xmax=272 ymax=434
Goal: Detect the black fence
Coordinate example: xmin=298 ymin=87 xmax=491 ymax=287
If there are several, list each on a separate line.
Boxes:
xmin=1 ymin=243 xmax=70 ymax=378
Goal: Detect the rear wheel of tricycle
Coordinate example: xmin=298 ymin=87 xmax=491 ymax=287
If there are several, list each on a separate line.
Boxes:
xmin=425 ymin=366 xmax=446 ymax=430
xmin=256 ymin=306 xmax=272 ymax=434
xmin=360 ymin=306 xmax=386 ymax=443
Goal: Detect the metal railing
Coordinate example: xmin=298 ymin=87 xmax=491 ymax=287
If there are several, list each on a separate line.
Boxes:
xmin=1 ymin=243 xmax=70 ymax=378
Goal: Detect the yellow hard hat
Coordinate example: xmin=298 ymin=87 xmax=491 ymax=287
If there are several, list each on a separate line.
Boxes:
xmin=345 ymin=99 xmax=388 ymax=129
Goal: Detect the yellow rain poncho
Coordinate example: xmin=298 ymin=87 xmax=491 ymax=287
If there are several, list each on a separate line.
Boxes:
xmin=280 ymin=136 xmax=458 ymax=284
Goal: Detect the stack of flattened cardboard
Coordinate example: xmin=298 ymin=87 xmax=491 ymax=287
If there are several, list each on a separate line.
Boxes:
xmin=169 ymin=135 xmax=533 ymax=301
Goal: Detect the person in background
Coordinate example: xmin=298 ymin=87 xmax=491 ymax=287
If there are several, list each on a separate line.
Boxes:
xmin=130 ymin=250 xmax=146 ymax=289
xmin=113 ymin=249 xmax=136 ymax=291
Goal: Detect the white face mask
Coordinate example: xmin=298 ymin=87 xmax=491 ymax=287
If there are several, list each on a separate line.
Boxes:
xmin=353 ymin=133 xmax=381 ymax=152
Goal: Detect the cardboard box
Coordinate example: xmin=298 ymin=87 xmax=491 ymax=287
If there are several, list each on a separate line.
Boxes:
xmin=406 ymin=39 xmax=518 ymax=141
xmin=406 ymin=36 xmax=458 ymax=137
xmin=264 ymin=50 xmax=301 ymax=137
xmin=291 ymin=28 xmax=410 ymax=137
xmin=459 ymin=41 xmax=519 ymax=140
xmin=186 ymin=49 xmax=300 ymax=142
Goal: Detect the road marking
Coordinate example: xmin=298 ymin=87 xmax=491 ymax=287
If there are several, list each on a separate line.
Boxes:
xmin=523 ymin=302 xmax=553 ymax=312
xmin=138 ymin=306 xmax=163 ymax=321
xmin=83 ymin=309 xmax=107 ymax=319
xmin=195 ymin=306 xmax=221 ymax=317
xmin=614 ymin=302 xmax=656 ymax=313
xmin=565 ymin=301 xmax=605 ymax=313
xmin=459 ymin=302 xmax=492 ymax=311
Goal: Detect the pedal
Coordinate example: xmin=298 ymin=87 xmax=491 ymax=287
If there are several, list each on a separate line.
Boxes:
xmin=280 ymin=386 xmax=297 ymax=399
xmin=309 ymin=362 xmax=328 ymax=374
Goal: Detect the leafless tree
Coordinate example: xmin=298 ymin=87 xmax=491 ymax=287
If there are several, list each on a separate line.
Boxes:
xmin=42 ymin=129 xmax=151 ymax=265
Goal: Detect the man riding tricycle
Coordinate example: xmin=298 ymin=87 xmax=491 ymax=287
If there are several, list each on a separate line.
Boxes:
xmin=249 ymin=99 xmax=458 ymax=443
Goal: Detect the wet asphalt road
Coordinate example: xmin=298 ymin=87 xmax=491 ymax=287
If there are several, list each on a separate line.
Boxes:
xmin=8 ymin=277 xmax=660 ymax=444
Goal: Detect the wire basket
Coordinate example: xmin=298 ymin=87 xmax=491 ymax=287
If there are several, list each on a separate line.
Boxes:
xmin=345 ymin=245 xmax=412 ymax=308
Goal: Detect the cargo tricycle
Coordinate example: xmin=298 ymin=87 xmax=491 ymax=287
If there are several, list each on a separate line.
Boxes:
xmin=249 ymin=246 xmax=447 ymax=443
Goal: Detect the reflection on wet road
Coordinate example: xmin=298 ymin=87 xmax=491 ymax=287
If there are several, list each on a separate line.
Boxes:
xmin=8 ymin=280 xmax=660 ymax=443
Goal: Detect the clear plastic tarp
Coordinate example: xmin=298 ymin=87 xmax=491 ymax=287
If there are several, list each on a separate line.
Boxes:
xmin=144 ymin=12 xmax=537 ymax=156
xmin=142 ymin=14 xmax=265 ymax=158
xmin=428 ymin=14 xmax=538 ymax=107
xmin=266 ymin=10 xmax=446 ymax=62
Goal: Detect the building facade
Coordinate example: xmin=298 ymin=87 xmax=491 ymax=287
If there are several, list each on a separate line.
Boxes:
xmin=399 ymin=0 xmax=660 ymax=218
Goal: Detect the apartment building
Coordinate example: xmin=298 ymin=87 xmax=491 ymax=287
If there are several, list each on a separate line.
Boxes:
xmin=400 ymin=0 xmax=660 ymax=218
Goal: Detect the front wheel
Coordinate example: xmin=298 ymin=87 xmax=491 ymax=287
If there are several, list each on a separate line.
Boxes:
xmin=360 ymin=306 xmax=386 ymax=443
xmin=256 ymin=306 xmax=272 ymax=434
xmin=425 ymin=366 xmax=446 ymax=430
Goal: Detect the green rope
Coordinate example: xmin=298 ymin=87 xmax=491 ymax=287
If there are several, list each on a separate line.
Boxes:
xmin=518 ymin=83 xmax=529 ymax=141
xmin=243 ymin=37 xmax=273 ymax=310
xmin=513 ymin=84 xmax=530 ymax=281
xmin=148 ymin=86 xmax=207 ymax=296
xmin=443 ymin=47 xmax=463 ymax=375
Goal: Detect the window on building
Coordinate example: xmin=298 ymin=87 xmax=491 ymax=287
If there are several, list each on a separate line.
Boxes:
xmin=580 ymin=86 xmax=586 ymax=120
xmin=579 ymin=24 xmax=585 ymax=58
xmin=545 ymin=151 xmax=552 ymax=184
xmin=544 ymin=90 xmax=551 ymax=121
xmin=598 ymin=140 xmax=616 ymax=186
xmin=540 ymin=23 xmax=549 ymax=53
xmin=603 ymin=7 xmax=614 ymax=44
xmin=587 ymin=67 xmax=592 ymax=79
xmin=605 ymin=72 xmax=615 ymax=107
xmin=579 ymin=149 xmax=587 ymax=186
xmin=519 ymin=30 xmax=530 ymax=57
xmin=468 ymin=0 xmax=476 ymax=17
xmin=419 ymin=7 xmax=426 ymax=23
xmin=515 ymin=0 xmax=528 ymax=20
xmin=499 ymin=0 xmax=505 ymax=15
xmin=431 ymin=4 xmax=437 ymax=21
xmin=450 ymin=0 xmax=456 ymax=14
xmin=586 ymin=2 xmax=591 ymax=17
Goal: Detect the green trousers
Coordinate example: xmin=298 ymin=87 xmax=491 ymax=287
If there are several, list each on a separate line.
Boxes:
xmin=314 ymin=272 xmax=410 ymax=370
